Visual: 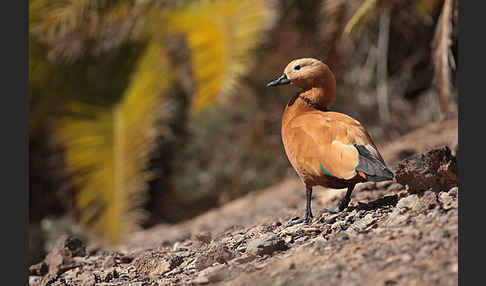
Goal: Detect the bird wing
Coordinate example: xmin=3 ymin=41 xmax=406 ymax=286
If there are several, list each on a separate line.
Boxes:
xmin=284 ymin=111 xmax=385 ymax=180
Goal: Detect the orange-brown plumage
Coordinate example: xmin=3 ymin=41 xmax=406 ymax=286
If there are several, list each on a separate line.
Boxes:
xmin=267 ymin=58 xmax=393 ymax=224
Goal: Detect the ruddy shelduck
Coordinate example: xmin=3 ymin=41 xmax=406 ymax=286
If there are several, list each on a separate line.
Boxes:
xmin=267 ymin=58 xmax=394 ymax=224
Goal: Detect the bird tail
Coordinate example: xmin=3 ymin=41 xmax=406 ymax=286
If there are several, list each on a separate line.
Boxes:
xmin=354 ymin=145 xmax=394 ymax=182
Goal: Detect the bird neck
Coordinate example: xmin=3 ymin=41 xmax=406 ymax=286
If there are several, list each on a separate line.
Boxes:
xmin=282 ymin=87 xmax=333 ymax=128
xmin=282 ymin=71 xmax=336 ymax=127
xmin=303 ymin=68 xmax=336 ymax=107
xmin=297 ymin=93 xmax=329 ymax=112
xmin=298 ymin=85 xmax=334 ymax=110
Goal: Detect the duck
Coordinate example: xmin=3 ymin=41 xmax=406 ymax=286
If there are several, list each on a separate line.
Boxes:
xmin=267 ymin=58 xmax=394 ymax=224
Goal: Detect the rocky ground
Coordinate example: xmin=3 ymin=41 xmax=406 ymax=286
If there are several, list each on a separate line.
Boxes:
xmin=29 ymin=119 xmax=458 ymax=286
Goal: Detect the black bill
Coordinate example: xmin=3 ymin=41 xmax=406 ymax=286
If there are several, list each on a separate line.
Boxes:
xmin=266 ymin=73 xmax=290 ymax=87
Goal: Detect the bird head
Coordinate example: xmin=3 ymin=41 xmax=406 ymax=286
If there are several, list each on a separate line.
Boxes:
xmin=267 ymin=58 xmax=333 ymax=90
xmin=267 ymin=58 xmax=336 ymax=107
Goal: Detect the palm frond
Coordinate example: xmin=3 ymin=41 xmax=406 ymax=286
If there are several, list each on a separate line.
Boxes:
xmin=344 ymin=0 xmax=381 ymax=35
xmin=58 ymin=43 xmax=174 ymax=245
xmin=35 ymin=0 xmax=271 ymax=245
xmin=30 ymin=0 xmax=143 ymax=61
xmin=166 ymin=0 xmax=269 ymax=113
xmin=431 ymin=0 xmax=454 ymax=114
xmin=36 ymin=0 xmax=99 ymax=37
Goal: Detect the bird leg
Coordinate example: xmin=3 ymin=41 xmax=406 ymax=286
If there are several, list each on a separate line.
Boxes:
xmin=304 ymin=188 xmax=314 ymax=222
xmin=320 ymin=184 xmax=355 ymax=215
xmin=287 ymin=188 xmax=313 ymax=226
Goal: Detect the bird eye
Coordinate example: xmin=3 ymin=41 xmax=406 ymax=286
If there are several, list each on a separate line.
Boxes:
xmin=294 ymin=65 xmax=301 ymax=71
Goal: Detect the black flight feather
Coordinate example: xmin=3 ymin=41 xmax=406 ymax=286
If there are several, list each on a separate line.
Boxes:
xmin=354 ymin=144 xmax=394 ymax=182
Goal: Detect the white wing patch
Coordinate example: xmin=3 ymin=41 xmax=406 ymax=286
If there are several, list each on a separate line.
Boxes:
xmin=332 ymin=140 xmax=355 ymax=152
xmin=331 ymin=140 xmax=358 ymax=179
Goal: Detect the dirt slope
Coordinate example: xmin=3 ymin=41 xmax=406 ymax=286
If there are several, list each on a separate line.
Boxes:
xmin=29 ymin=119 xmax=458 ymax=286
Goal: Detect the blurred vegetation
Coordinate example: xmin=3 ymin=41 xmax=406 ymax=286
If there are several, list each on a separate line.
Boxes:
xmin=29 ymin=0 xmax=458 ymax=264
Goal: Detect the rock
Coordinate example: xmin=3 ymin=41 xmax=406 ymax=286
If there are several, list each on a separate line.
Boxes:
xmin=193 ymin=255 xmax=214 ymax=272
xmin=396 ymin=190 xmax=439 ymax=215
xmin=194 ymin=244 xmax=234 ymax=271
xmin=294 ymin=236 xmax=309 ymax=246
xmin=319 ymin=213 xmax=342 ymax=224
xmin=133 ymin=251 xmax=172 ymax=276
xmin=376 ymin=181 xmax=394 ymax=189
xmin=345 ymin=209 xmax=358 ymax=220
xmin=172 ymin=241 xmax=182 ymax=251
xmin=281 ymin=224 xmax=303 ymax=236
xmin=246 ymin=234 xmax=288 ymax=256
xmin=257 ymin=223 xmax=276 ymax=233
xmin=302 ymin=226 xmax=321 ymax=235
xmin=254 ymin=262 xmax=269 ymax=270
xmin=29 ymin=261 xmax=48 ymax=276
xmin=333 ymin=232 xmax=350 ymax=242
xmin=429 ymin=228 xmax=452 ymax=242
xmin=284 ymin=235 xmax=293 ymax=244
xmin=194 ymin=264 xmax=234 ymax=284
xmin=236 ymin=244 xmax=247 ymax=253
xmin=99 ymin=267 xmax=119 ymax=282
xmin=232 ymin=234 xmax=246 ymax=245
xmin=312 ymin=237 xmax=327 ymax=251
xmin=385 ymin=209 xmax=410 ymax=227
xmin=330 ymin=220 xmax=347 ymax=232
xmin=43 ymin=235 xmax=86 ymax=276
xmin=396 ymin=195 xmax=420 ymax=210
xmin=233 ymin=254 xmax=257 ymax=264
xmin=102 ymin=256 xmax=116 ymax=268
xmin=319 ymin=224 xmax=331 ymax=236
xmin=114 ymin=254 xmax=134 ymax=264
xmin=169 ymin=255 xmax=184 ymax=269
xmin=29 ymin=276 xmax=42 ymax=286
xmin=76 ymin=272 xmax=96 ymax=286
xmin=416 ymin=191 xmax=439 ymax=213
xmin=439 ymin=192 xmax=457 ymax=210
xmin=281 ymin=225 xmax=320 ymax=244
xmin=177 ymin=257 xmax=195 ymax=270
xmin=351 ymin=213 xmax=377 ymax=232
xmin=401 ymin=253 xmax=414 ymax=263
xmin=192 ymin=275 xmax=210 ymax=285
xmin=194 ymin=231 xmax=212 ymax=244
xmin=387 ymin=183 xmax=405 ymax=192
xmin=395 ymin=146 xmax=457 ymax=193
xmin=448 ymin=186 xmax=458 ymax=195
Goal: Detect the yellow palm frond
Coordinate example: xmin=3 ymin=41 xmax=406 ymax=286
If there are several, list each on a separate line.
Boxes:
xmin=58 ymin=43 xmax=174 ymax=245
xmin=35 ymin=0 xmax=271 ymax=245
xmin=344 ymin=0 xmax=381 ymax=35
xmin=166 ymin=0 xmax=268 ymax=113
